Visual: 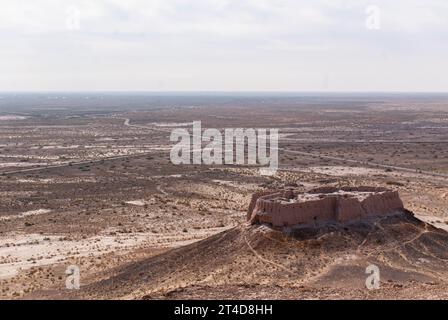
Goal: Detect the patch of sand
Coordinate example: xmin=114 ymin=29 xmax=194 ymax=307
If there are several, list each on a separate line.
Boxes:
xmin=151 ymin=122 xmax=192 ymax=127
xmin=0 ymin=116 xmax=27 ymax=121
xmin=302 ymin=166 xmax=387 ymax=177
xmin=0 ymin=209 xmax=52 ymax=221
xmin=125 ymin=200 xmax=146 ymax=206
xmin=0 ymin=162 xmax=48 ymax=168
xmin=0 ymin=226 xmax=231 ymax=279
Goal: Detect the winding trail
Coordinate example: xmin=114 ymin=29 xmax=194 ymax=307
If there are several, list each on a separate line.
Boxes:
xmin=121 ymin=117 xmax=171 ymax=133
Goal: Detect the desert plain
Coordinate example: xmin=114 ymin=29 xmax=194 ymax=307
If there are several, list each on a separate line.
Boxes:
xmin=0 ymin=93 xmax=448 ymax=299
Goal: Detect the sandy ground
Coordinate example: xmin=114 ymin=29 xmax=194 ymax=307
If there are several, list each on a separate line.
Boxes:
xmin=1 ymin=98 xmax=448 ymax=299
xmin=1 ymin=162 xmax=446 ymax=299
xmin=0 ymin=225 xmax=231 ymax=279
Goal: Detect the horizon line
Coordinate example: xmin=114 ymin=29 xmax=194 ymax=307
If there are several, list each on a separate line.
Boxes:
xmin=1 ymin=90 xmax=448 ymax=95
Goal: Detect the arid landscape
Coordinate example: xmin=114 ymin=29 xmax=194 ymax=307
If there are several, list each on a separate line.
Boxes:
xmin=1 ymin=93 xmax=448 ymax=299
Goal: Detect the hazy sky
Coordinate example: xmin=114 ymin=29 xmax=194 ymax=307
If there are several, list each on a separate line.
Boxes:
xmin=1 ymin=0 xmax=447 ymax=92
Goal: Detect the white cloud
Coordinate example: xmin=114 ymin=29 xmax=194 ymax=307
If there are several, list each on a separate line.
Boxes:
xmin=0 ymin=0 xmax=447 ymax=91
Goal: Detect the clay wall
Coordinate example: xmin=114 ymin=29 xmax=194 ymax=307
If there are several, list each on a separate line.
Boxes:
xmin=360 ymin=190 xmax=404 ymax=216
xmin=271 ymin=197 xmax=337 ymax=227
xmin=247 ymin=187 xmax=405 ymax=227
xmin=335 ymin=197 xmax=365 ymax=221
xmin=247 ymin=190 xmax=277 ymax=220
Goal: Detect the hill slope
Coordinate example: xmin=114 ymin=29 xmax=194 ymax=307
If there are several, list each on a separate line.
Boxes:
xmin=36 ymin=211 xmax=448 ymax=299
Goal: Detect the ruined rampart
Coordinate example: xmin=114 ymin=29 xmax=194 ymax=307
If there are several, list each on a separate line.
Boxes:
xmin=247 ymin=186 xmax=404 ymax=227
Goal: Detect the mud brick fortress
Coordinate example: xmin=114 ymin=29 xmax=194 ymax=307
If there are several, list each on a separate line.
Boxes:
xmin=247 ymin=186 xmax=404 ymax=227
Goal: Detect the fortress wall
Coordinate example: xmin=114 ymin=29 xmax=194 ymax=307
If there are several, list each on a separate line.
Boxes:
xmin=247 ymin=190 xmax=276 ymax=220
xmin=272 ymin=197 xmax=337 ymax=227
xmin=248 ymin=191 xmax=284 ymax=224
xmin=340 ymin=186 xmax=388 ymax=193
xmin=248 ymin=199 xmax=267 ymax=224
xmin=309 ymin=186 xmax=389 ymax=194
xmin=360 ymin=191 xmax=404 ymax=216
xmin=247 ymin=187 xmax=405 ymax=227
xmin=257 ymin=213 xmax=273 ymax=224
xmin=335 ymin=197 xmax=365 ymax=221
xmin=309 ymin=187 xmax=339 ymax=194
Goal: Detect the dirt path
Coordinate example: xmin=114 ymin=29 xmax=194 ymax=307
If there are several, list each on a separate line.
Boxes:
xmin=121 ymin=117 xmax=171 ymax=133
xmin=1 ymin=149 xmax=164 ymax=175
